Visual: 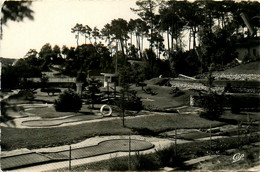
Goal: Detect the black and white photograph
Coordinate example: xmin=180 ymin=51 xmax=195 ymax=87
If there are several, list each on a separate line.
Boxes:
xmin=0 ymin=0 xmax=260 ymax=171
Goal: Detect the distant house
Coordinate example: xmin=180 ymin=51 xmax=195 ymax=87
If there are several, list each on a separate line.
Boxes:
xmin=100 ymin=73 xmax=118 ymax=88
xmin=29 ymin=65 xmax=75 ymax=83
xmin=235 ymin=38 xmax=260 ymax=61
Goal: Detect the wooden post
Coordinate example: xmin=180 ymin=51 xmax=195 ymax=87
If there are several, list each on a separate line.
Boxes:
xmin=107 ymin=83 xmax=110 ymax=102
xmin=237 ymin=121 xmax=240 ymax=148
xmin=69 ymin=145 xmax=72 ymax=171
xmin=175 ymin=128 xmax=177 ymax=156
xmin=128 ymin=135 xmax=131 ymax=171
xmin=122 ymin=89 xmax=125 ymax=127
xmin=114 ymin=83 xmax=116 ymax=98
xmin=210 ymin=123 xmax=212 ymax=156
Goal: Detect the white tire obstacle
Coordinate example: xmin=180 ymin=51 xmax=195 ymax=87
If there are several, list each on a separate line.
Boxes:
xmin=100 ymin=104 xmax=112 ymax=117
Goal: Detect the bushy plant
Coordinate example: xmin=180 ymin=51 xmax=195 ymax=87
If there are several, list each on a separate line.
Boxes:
xmin=170 ymin=87 xmax=184 ymax=97
xmin=125 ymin=90 xmax=143 ymax=111
xmin=144 ymin=87 xmax=157 ymax=95
xmin=199 ymin=68 xmax=224 ymax=120
xmin=41 ymin=88 xmax=61 ymax=96
xmin=16 ymin=90 xmax=35 ymax=100
xmin=117 ymin=89 xmax=143 ymax=112
xmin=156 ymin=145 xmax=185 ymax=168
xmin=231 ymin=95 xmax=260 ymax=113
xmin=108 ymin=153 xmax=159 ymax=171
xmin=198 ymin=92 xmax=224 ymax=120
xmin=54 ymin=90 xmax=82 ymax=112
xmin=108 ymin=157 xmax=129 ymax=171
xmin=84 ymin=77 xmax=102 ymax=108
xmin=133 ymin=153 xmax=160 ymax=170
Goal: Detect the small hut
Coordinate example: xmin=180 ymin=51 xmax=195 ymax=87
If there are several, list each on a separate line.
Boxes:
xmin=100 ymin=73 xmax=118 ymax=88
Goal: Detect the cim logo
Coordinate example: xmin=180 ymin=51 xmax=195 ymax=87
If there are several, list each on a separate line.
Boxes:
xmin=232 ymin=153 xmax=244 ymax=163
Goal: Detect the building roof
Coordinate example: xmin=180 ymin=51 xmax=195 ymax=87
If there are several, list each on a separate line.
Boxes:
xmin=100 ymin=73 xmax=118 ymax=77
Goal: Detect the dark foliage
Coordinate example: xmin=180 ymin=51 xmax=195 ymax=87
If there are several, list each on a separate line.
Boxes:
xmin=84 ymin=77 xmax=102 ymax=108
xmin=170 ymin=87 xmax=184 ymax=97
xmin=0 ymin=101 xmax=15 ymax=125
xmin=109 ymin=157 xmax=129 ymax=171
xmin=142 ymin=48 xmax=172 ymax=79
xmin=117 ymin=89 xmax=143 ymax=111
xmin=156 ymin=145 xmax=186 ymax=168
xmin=54 ymin=90 xmax=82 ymax=112
xmin=143 ymin=87 xmax=157 ymax=95
xmin=198 ymin=92 xmax=224 ymax=120
xmin=1 ymin=1 xmax=34 ymax=25
xmin=170 ymin=50 xmax=201 ymax=77
xmin=134 ymin=153 xmax=160 ymax=170
xmin=231 ymin=95 xmax=260 ymax=113
xmin=41 ymin=88 xmax=61 ymax=96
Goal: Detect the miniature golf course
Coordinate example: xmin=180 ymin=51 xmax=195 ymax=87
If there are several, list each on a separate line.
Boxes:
xmin=21 ymin=115 xmax=102 ymax=127
xmin=1 ymin=139 xmax=154 ymax=170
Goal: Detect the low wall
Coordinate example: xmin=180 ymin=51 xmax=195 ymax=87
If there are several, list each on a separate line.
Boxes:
xmin=190 ymin=94 xmax=260 ymax=111
xmin=28 ymin=77 xmax=76 ymax=83
xmin=212 ymin=74 xmax=260 ymax=81
xmin=170 ymin=79 xmax=260 ymax=93
xmin=170 ymin=79 xmax=224 ymax=92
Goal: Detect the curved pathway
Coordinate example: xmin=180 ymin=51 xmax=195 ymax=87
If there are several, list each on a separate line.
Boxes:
xmin=21 ymin=115 xmax=102 ymax=127
xmin=1 ymin=139 xmax=154 ymax=170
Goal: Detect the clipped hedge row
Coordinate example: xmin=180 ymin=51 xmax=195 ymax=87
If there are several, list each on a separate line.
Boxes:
xmin=192 ymin=94 xmax=260 ymax=112
xmin=171 ymin=79 xmax=260 ymax=93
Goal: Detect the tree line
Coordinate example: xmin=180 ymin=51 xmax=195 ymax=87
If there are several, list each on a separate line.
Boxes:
xmin=2 ymin=0 xmax=260 ymax=90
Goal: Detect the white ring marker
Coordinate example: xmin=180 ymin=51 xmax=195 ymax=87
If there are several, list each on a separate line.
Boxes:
xmin=100 ymin=104 xmax=112 ymax=116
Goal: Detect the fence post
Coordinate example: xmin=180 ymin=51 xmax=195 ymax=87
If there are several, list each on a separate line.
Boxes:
xmin=237 ymin=121 xmax=240 ymax=148
xmin=210 ymin=123 xmax=212 ymax=156
xmin=175 ymin=128 xmax=177 ymax=156
xmin=128 ymin=135 xmax=131 ymax=171
xmin=69 ymin=145 xmax=72 ymax=171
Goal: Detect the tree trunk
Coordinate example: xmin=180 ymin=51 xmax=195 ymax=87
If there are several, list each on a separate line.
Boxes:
xmin=167 ymin=30 xmax=170 ymax=58
xmin=189 ymin=29 xmax=192 ymax=50
xmin=120 ymin=39 xmax=125 ymax=58
xmin=76 ymin=32 xmax=79 ymax=47
xmin=193 ymin=27 xmax=197 ymax=49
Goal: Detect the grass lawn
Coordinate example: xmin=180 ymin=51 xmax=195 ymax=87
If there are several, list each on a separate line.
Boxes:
xmin=215 ymin=61 xmax=260 ymax=75
xmin=221 ymin=111 xmax=260 ymax=122
xmin=25 ymin=105 xmax=98 ymax=118
xmin=134 ymin=84 xmax=193 ymax=110
xmin=1 ymin=114 xmax=223 ymax=151
xmin=196 ymin=143 xmax=260 ymax=170
xmin=125 ymin=114 xmax=223 ymax=132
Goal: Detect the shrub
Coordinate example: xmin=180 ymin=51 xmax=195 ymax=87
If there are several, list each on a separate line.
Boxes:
xmin=17 ymin=90 xmax=35 ymax=100
xmin=133 ymin=153 xmax=160 ymax=170
xmin=84 ymin=77 xmax=102 ymax=108
xmin=54 ymin=90 xmax=82 ymax=112
xmin=136 ymin=82 xmax=147 ymax=90
xmin=41 ymin=88 xmax=61 ymax=96
xmin=198 ymin=92 xmax=224 ymax=120
xmin=125 ymin=90 xmax=143 ymax=111
xmin=108 ymin=156 xmax=129 ymax=171
xmin=108 ymin=153 xmax=159 ymax=171
xmin=170 ymin=87 xmax=184 ymax=97
xmin=143 ymin=87 xmax=157 ymax=95
xmin=116 ymin=90 xmax=143 ymax=111
xmin=231 ymin=95 xmax=260 ymax=113
xmin=156 ymin=145 xmax=185 ymax=168
xmin=19 ymin=79 xmax=38 ymax=91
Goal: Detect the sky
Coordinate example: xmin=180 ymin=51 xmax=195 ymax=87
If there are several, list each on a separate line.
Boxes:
xmin=0 ymin=0 xmax=140 ymax=59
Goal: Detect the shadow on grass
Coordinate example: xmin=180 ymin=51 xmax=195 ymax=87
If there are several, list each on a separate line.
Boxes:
xmin=129 ymin=127 xmax=160 ymax=136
